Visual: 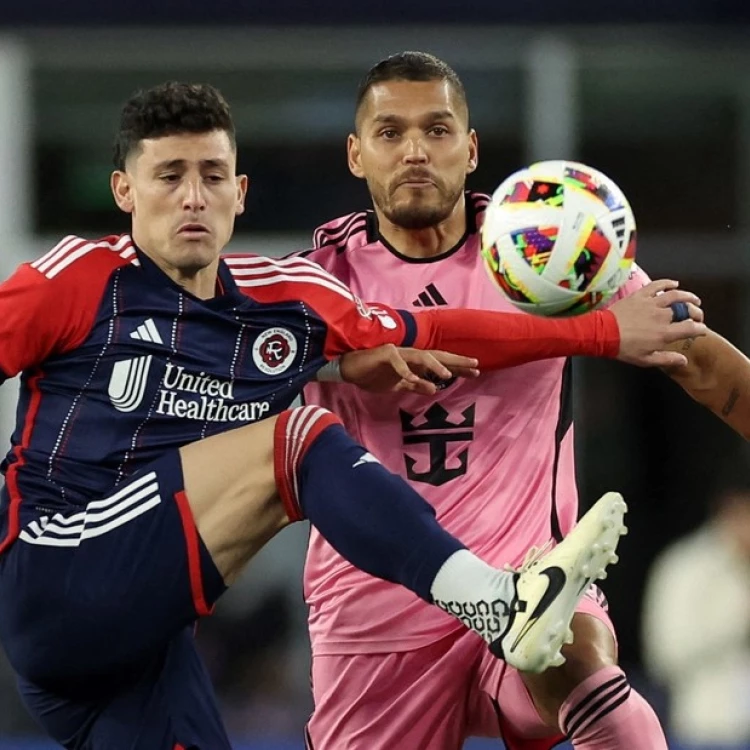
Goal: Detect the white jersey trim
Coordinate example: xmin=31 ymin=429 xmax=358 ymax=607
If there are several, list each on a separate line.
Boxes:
xmin=19 ymin=471 xmax=162 ymax=548
xmin=226 ymin=255 xmax=355 ymax=301
xmin=31 ymin=234 xmax=138 ymax=279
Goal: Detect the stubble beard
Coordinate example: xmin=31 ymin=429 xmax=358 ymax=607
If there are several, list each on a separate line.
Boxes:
xmin=374 ymin=182 xmax=464 ymax=231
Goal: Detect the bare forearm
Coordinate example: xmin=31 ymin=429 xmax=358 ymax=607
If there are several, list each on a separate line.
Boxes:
xmin=665 ymin=330 xmax=750 ymax=440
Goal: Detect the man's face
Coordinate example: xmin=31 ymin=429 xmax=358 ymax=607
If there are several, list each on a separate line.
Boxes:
xmin=111 ymin=129 xmax=247 ymax=275
xmin=348 ymin=79 xmax=478 ymax=230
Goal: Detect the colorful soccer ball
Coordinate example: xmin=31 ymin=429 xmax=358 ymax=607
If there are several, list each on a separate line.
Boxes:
xmin=480 ymin=160 xmax=637 ymax=316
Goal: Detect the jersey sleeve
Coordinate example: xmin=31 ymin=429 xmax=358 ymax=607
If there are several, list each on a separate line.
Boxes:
xmin=227 ymin=254 xmax=415 ymax=358
xmin=610 ymin=262 xmax=651 ymax=302
xmin=0 ymin=247 xmax=122 ymax=380
xmin=318 ymin=299 xmax=416 ymax=358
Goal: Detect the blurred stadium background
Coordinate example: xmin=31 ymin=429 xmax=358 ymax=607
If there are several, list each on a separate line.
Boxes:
xmin=1 ymin=2 xmax=749 ymax=748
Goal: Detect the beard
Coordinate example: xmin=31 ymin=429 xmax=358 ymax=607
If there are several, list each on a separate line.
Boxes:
xmin=372 ymin=179 xmax=464 ymax=230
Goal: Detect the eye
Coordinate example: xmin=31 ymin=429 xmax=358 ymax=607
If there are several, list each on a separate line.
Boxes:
xmin=430 ymin=126 xmax=450 ymax=136
xmin=379 ymin=129 xmax=399 ymax=140
xmin=205 ymin=175 xmax=225 ymax=184
xmin=160 ymin=174 xmax=180 ymax=183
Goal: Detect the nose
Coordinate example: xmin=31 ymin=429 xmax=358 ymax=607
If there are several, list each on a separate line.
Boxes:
xmin=402 ymin=135 xmax=428 ymax=164
xmin=181 ymin=178 xmax=207 ymax=212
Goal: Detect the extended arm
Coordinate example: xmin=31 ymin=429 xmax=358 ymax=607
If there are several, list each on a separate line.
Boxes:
xmin=331 ymin=280 xmax=705 ymax=392
xmin=410 ymin=280 xmax=705 ymax=370
xmin=663 ymin=330 xmax=750 ymax=440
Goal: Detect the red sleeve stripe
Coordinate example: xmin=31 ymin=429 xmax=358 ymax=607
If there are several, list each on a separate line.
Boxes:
xmin=225 ymin=256 xmax=349 ymax=292
xmin=31 ymin=235 xmax=136 ymax=279
xmin=0 ymin=371 xmax=44 ymax=556
xmin=235 ymin=274 xmax=355 ymax=301
xmin=226 ymin=256 xmax=355 ymax=301
xmin=227 ymin=260 xmax=353 ymax=295
xmin=31 ymin=236 xmax=88 ymax=273
xmin=30 ymin=234 xmax=77 ymax=269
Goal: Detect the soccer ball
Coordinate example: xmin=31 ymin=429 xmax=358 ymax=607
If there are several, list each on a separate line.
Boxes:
xmin=480 ymin=160 xmax=637 ymax=316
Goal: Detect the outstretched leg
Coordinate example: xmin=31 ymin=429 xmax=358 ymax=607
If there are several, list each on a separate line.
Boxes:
xmin=181 ymin=405 xmax=626 ymax=672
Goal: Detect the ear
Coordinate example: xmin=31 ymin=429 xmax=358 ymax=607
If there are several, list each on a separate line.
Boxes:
xmin=466 ymin=129 xmax=479 ymax=176
xmin=235 ymin=174 xmax=249 ymax=216
xmin=347 ymin=133 xmax=366 ymax=179
xmin=111 ymin=171 xmax=134 ymax=214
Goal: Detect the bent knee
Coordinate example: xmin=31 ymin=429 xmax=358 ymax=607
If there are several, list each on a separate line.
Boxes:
xmin=561 ymin=613 xmax=618 ymax=680
xmin=522 ymin=614 xmax=618 ymax=726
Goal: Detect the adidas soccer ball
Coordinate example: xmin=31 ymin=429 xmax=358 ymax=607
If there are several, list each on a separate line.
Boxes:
xmin=480 ymin=160 xmax=637 ymax=316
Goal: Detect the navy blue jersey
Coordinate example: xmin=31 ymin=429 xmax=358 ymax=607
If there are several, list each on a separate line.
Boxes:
xmin=0 ymin=234 xmax=417 ymax=555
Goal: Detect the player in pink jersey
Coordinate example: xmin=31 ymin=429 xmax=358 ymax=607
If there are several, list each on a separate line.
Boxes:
xmin=0 ymin=80 xmax=706 ymax=750
xmin=301 ymin=52 xmax=750 ymax=750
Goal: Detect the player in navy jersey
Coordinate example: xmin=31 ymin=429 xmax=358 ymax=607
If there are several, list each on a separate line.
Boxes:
xmin=0 ymin=82 xmax=704 ymax=749
xmin=300 ymin=52 xmax=750 ymax=750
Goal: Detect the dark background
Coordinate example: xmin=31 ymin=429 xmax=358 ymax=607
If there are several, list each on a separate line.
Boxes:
xmin=0 ymin=7 xmax=748 ymax=747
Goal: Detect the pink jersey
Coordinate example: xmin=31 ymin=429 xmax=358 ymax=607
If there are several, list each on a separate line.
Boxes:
xmin=302 ymin=192 xmax=649 ymax=654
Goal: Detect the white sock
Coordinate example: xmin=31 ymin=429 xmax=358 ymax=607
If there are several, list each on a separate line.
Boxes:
xmin=430 ymin=549 xmax=517 ymax=643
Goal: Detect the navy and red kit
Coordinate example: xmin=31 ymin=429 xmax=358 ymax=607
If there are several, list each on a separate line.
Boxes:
xmin=0 ymin=234 xmax=619 ymax=749
xmin=0 ymin=234 xmax=425 ymax=749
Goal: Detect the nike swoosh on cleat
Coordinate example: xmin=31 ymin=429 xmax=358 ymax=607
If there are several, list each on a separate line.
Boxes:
xmin=510 ymin=566 xmax=567 ymax=652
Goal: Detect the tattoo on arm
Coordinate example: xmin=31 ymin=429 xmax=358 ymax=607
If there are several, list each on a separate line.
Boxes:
xmin=722 ymin=387 xmax=740 ymax=417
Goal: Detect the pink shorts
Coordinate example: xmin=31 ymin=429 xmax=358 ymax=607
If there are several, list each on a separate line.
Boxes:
xmin=307 ymin=588 xmax=615 ymax=750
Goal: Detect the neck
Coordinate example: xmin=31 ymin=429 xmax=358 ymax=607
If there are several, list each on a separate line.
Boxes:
xmin=141 ymin=247 xmax=221 ymax=300
xmin=171 ymin=267 xmax=220 ymax=300
xmin=375 ymin=195 xmax=468 ymax=259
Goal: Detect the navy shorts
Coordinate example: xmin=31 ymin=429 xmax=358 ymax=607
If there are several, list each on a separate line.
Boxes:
xmin=0 ymin=450 xmax=230 ymax=749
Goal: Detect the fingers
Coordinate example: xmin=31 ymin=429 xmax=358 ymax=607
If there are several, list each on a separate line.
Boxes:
xmin=641 ymin=279 xmax=681 ymax=296
xmin=643 ymin=350 xmax=689 ymax=368
xmin=684 ymin=302 xmax=703 ymax=323
xmin=449 ymin=366 xmax=482 ymax=378
xmin=428 ymin=351 xmax=480 ymax=370
xmin=662 ymin=320 xmax=708 ymax=343
xmin=416 ymin=352 xmax=453 ymax=380
xmin=395 ymin=379 xmax=438 ymax=395
xmin=399 ymin=349 xmax=480 ymax=380
xmin=386 ymin=348 xmax=422 ymax=385
xmin=652 ymin=288 xmax=702 ymax=309
xmin=389 ymin=349 xmax=449 ymax=394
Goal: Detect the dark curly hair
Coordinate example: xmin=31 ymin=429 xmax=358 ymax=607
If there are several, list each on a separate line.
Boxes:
xmin=113 ymin=81 xmax=236 ymax=170
xmin=354 ymin=51 xmax=468 ymax=130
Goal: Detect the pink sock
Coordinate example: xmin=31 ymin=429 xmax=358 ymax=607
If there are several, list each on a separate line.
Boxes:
xmin=559 ymin=666 xmax=668 ymax=749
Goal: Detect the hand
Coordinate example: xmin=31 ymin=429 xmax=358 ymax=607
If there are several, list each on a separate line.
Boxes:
xmin=610 ymin=279 xmax=707 ymax=367
xmin=339 ymin=345 xmax=480 ymax=395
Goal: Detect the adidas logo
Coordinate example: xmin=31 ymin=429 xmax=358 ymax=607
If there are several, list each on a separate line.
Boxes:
xmin=611 ymin=213 xmax=628 ymax=249
xmin=130 ymin=318 xmax=164 ymax=345
xmin=412 ymin=283 xmax=447 ymax=307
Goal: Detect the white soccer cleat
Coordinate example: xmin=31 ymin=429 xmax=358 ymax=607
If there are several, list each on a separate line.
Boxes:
xmin=491 ymin=491 xmax=627 ymax=674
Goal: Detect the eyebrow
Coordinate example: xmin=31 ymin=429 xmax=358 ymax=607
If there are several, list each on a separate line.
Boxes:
xmin=371 ymin=110 xmax=457 ymax=126
xmin=153 ymin=158 xmax=231 ymax=171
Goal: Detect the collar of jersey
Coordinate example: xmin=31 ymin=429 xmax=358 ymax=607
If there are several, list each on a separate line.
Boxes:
xmin=366 ymin=190 xmax=479 ymax=265
xmin=133 ymin=244 xmax=247 ymax=310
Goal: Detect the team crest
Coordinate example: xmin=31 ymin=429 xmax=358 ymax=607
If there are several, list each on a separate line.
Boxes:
xmin=354 ymin=296 xmax=372 ymax=319
xmin=252 ymin=328 xmax=298 ymax=375
xmin=368 ymin=304 xmax=398 ymax=330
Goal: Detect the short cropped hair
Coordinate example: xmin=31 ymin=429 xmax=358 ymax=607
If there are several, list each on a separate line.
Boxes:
xmin=354 ymin=51 xmax=468 ymax=128
xmin=113 ymin=81 xmax=236 ymax=169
